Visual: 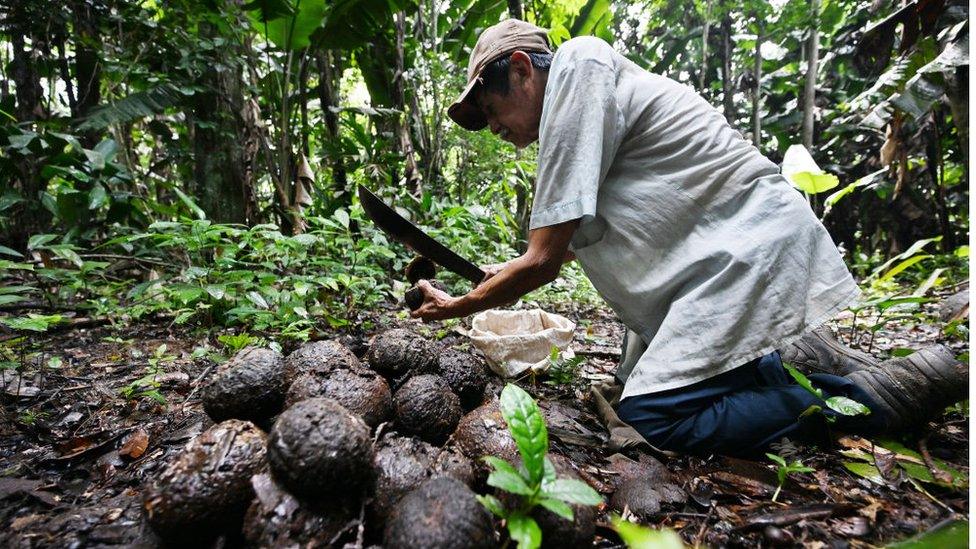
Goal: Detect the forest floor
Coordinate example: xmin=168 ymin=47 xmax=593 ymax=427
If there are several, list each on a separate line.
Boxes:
xmin=0 ymin=290 xmax=968 ymax=548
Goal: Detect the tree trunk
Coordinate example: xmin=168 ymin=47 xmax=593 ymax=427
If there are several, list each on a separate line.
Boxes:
xmin=189 ymin=23 xmax=251 ymax=224
xmin=802 ymin=0 xmax=819 ymax=150
xmin=752 ymin=20 xmax=763 ymax=147
xmin=394 ymin=11 xmax=420 ymax=194
xmin=720 ymin=14 xmax=734 ymax=123
xmin=507 ymin=0 xmax=523 ymax=20
xmin=699 ymin=2 xmax=711 ymax=94
xmin=5 ymin=22 xmax=49 ymax=250
xmin=316 ymin=51 xmax=350 ymax=208
xmin=70 ymin=0 xmax=102 ymax=147
xmin=944 ymin=66 xmax=968 ymax=177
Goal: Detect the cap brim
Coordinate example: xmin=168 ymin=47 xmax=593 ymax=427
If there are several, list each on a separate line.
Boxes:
xmin=448 ymin=76 xmax=487 ymax=131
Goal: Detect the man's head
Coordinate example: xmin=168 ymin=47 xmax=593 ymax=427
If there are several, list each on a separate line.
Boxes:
xmin=448 ymin=19 xmax=552 ymax=148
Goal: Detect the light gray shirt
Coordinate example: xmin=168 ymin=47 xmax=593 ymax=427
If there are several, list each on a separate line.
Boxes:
xmin=530 ymin=37 xmax=860 ymax=399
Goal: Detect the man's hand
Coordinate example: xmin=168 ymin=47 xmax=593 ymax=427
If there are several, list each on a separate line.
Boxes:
xmin=409 ymin=280 xmax=458 ymax=322
xmin=479 ymin=261 xmax=510 ymax=285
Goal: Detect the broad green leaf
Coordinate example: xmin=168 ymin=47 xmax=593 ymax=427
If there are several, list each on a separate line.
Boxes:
xmin=1 ymin=314 xmax=64 ymax=332
xmin=205 ymin=285 xmax=227 ymax=300
xmin=825 ymin=396 xmax=872 ymax=417
xmin=781 ymin=144 xmax=840 ymax=194
xmin=0 ymin=295 xmax=26 ymax=306
xmin=789 ymin=171 xmax=840 ymax=194
xmin=484 ymin=456 xmax=534 ymax=496
xmin=843 ymin=461 xmax=885 ymax=485
xmin=249 ymin=0 xmax=327 ymax=51
xmin=878 ymin=254 xmax=931 ymax=282
xmin=27 ymin=234 xmax=58 ymax=250
xmin=766 ymin=453 xmax=787 ymax=467
xmin=476 ymin=494 xmax=507 ymax=518
xmin=888 ymin=520 xmax=968 ymax=549
xmin=782 ymin=363 xmax=823 ymax=400
xmin=174 ymin=188 xmax=207 ymax=220
xmin=612 ymin=515 xmax=686 ymax=549
xmin=0 ymin=245 xmax=23 ymax=258
xmin=334 ymin=208 xmax=350 ymax=229
xmin=868 ymin=237 xmax=940 ymax=279
xmin=500 ymin=384 xmax=548 ymax=486
xmin=506 ymin=514 xmax=542 ymax=549
xmin=540 ymin=478 xmax=602 ymax=506
xmin=243 ymin=0 xmax=297 ymax=21
xmin=246 ymin=291 xmax=270 ymax=309
xmin=538 ymin=498 xmax=574 ymax=521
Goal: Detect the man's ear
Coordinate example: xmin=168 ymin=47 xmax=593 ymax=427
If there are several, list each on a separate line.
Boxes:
xmin=508 ymin=51 xmax=533 ymax=86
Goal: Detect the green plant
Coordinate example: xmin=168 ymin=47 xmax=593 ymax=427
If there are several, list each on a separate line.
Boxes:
xmin=544 ymin=346 xmax=585 ymax=388
xmin=477 ymin=384 xmax=602 ymax=549
xmin=765 ymin=453 xmax=815 ymax=502
xmin=782 ymin=363 xmax=871 ymax=422
xmin=119 ymin=343 xmax=175 ymax=405
xmin=610 ymin=514 xmax=686 ymax=549
xmin=218 ymin=332 xmax=260 ymax=353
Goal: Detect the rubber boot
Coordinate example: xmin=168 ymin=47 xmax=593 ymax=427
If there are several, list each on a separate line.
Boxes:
xmin=845 ymin=345 xmax=968 ymax=433
xmin=779 ymin=326 xmax=878 ymax=376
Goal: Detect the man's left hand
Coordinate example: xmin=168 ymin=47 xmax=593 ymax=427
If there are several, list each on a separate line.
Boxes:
xmin=409 ymin=280 xmax=459 ymax=321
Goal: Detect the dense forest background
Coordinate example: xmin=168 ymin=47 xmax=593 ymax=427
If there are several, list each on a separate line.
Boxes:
xmin=0 ymin=0 xmax=969 ymax=341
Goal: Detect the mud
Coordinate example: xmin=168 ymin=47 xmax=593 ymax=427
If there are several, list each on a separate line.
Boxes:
xmin=242 ymin=473 xmax=357 ymax=547
xmin=606 ymin=453 xmax=686 ymax=518
xmin=284 ymin=366 xmax=392 ymax=427
xmin=436 ymin=349 xmax=488 ymax=410
xmin=267 ymin=398 xmax=374 ymax=501
xmin=383 ymin=477 xmax=495 ymax=549
xmin=202 ymin=347 xmax=286 ymax=424
xmin=366 ymin=329 xmax=438 ymax=378
xmin=283 ymin=340 xmax=361 ymax=385
xmin=393 ymin=374 xmax=462 ymax=444
xmin=142 ymin=419 xmax=267 ymax=543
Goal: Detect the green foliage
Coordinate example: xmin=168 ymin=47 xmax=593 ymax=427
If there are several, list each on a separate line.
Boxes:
xmin=477 ymin=383 xmax=602 ymax=549
xmin=119 ymin=344 xmax=174 ymax=405
xmin=783 ymin=363 xmax=871 ymax=422
xmin=765 ymin=453 xmax=815 ymax=502
xmin=611 ymin=514 xmax=686 ymax=549
xmin=544 ymin=346 xmax=585 ymax=388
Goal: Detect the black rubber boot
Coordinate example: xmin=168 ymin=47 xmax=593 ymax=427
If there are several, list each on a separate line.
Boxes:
xmin=845 ymin=345 xmax=968 ymax=433
xmin=779 ymin=326 xmax=878 ymax=376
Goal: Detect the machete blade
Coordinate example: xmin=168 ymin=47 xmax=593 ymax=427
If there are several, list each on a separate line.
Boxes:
xmin=357 ymin=185 xmax=486 ymax=285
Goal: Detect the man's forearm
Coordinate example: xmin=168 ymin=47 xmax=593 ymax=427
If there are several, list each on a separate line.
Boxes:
xmin=451 ymin=254 xmax=560 ymax=317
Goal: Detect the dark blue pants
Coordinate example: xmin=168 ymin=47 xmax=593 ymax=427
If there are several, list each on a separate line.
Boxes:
xmin=616 ymin=352 xmax=887 ymax=457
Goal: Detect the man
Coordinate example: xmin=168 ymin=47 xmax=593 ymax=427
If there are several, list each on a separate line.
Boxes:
xmin=410 ymin=19 xmax=967 ymax=456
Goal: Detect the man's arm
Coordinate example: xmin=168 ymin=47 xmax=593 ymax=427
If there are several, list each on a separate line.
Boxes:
xmin=410 ymin=218 xmax=580 ymax=321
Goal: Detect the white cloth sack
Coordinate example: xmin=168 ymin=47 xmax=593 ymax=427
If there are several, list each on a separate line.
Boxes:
xmin=464 ymin=309 xmax=576 ymax=377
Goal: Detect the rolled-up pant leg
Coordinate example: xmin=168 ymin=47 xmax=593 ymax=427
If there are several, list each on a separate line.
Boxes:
xmin=615 ymin=352 xmax=886 ymax=457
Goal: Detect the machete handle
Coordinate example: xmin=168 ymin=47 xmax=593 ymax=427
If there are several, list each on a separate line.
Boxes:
xmin=404 ymin=279 xmax=446 ymax=310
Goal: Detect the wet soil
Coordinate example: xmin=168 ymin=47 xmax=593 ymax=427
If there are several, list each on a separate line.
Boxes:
xmin=0 ymin=294 xmax=967 ymax=547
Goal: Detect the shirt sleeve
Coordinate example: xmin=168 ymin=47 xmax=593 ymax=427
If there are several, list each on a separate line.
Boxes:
xmin=530 ymin=39 xmax=623 ymax=230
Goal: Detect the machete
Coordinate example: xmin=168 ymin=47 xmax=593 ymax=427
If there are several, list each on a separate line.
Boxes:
xmin=357 ymin=185 xmax=486 ymax=285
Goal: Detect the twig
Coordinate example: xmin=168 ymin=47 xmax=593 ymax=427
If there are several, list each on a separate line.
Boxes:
xmin=180 ymin=363 xmax=216 ymax=412
xmin=694 ymin=504 xmax=716 ymax=547
xmin=918 ymin=436 xmax=954 ymax=484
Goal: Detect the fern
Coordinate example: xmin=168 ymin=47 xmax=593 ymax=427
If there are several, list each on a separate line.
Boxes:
xmin=77 ymin=84 xmax=184 ymax=131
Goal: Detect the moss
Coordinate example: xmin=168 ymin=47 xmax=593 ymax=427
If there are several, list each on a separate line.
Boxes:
xmin=203 ymin=347 xmax=286 ymax=424
xmin=142 ymin=420 xmax=267 ymax=543
xmin=267 ymin=398 xmax=374 ymax=501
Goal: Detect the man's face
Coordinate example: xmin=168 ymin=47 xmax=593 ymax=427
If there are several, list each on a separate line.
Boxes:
xmin=475 ymin=52 xmax=546 ymax=149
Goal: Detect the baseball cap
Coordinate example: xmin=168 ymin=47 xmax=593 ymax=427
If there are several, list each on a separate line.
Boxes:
xmin=447 ymin=19 xmax=551 ymax=131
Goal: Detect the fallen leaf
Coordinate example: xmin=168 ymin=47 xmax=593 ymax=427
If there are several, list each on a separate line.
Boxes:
xmin=858 ymin=498 xmax=884 ymax=522
xmin=119 ymin=429 xmax=149 ymax=459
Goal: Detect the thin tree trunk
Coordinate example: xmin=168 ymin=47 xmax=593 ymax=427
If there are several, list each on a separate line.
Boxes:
xmin=699 ymin=2 xmax=711 ymax=93
xmin=71 ymin=0 xmax=102 ymax=147
xmin=394 ymin=10 xmax=420 ymax=193
xmin=752 ymin=20 xmax=763 ymax=147
xmin=508 ymin=0 xmax=523 ymax=19
xmin=802 ymin=0 xmax=819 ymax=150
xmin=721 ymin=14 xmax=734 ymax=123
xmin=944 ymin=66 xmax=968 ymax=177
xmin=316 ymin=51 xmax=350 ymax=208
